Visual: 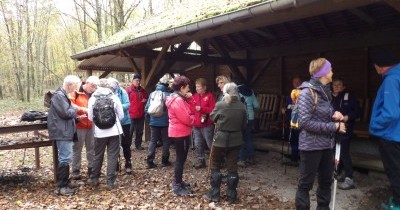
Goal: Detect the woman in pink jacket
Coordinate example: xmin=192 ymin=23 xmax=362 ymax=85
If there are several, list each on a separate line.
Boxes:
xmin=165 ymin=75 xmax=195 ymax=196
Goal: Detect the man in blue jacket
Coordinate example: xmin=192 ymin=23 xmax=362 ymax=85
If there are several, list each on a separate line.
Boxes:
xmin=370 ymin=49 xmax=400 ymax=210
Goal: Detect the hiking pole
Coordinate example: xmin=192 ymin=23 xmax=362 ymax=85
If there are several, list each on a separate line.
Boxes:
xmin=332 ymin=141 xmax=341 ymax=210
xmin=281 ymin=111 xmax=285 ymax=162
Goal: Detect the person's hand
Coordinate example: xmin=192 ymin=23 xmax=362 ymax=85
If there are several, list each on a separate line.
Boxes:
xmin=142 ymin=98 xmax=147 ymax=103
xmin=195 ymin=106 xmax=201 ymax=111
xmin=185 ymin=92 xmax=192 ymax=98
xmin=336 ymin=122 xmax=346 ymax=133
xmin=343 ymin=115 xmax=349 ymax=122
xmin=332 ymin=111 xmax=344 ymax=121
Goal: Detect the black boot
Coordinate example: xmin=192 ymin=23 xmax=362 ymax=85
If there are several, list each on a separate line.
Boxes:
xmin=161 ymin=155 xmax=171 ymax=167
xmin=226 ymin=172 xmax=239 ymax=204
xmin=203 ymin=169 xmax=222 ymax=202
xmin=55 ymin=164 xmax=75 ymax=195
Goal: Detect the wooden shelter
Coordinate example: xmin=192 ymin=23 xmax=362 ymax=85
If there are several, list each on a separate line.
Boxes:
xmin=71 ymin=0 xmax=400 ymax=171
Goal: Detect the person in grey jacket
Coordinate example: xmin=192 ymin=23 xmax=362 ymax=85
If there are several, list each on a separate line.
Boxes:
xmin=294 ymin=58 xmax=346 ymax=210
xmin=47 ymin=75 xmax=82 ymax=196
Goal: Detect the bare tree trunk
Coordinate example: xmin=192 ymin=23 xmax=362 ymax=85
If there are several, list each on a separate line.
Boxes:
xmin=96 ymin=0 xmax=103 ymax=41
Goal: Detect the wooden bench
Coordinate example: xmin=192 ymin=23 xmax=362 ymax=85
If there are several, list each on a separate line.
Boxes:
xmin=254 ymin=94 xmax=282 ymax=132
xmin=353 ymin=98 xmax=371 ymax=138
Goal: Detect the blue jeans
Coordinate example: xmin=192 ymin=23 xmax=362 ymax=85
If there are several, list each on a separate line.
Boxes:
xmin=239 ymin=120 xmax=254 ymax=161
xmin=57 ymin=140 xmax=73 ymax=167
xmin=192 ymin=126 xmax=214 ymax=160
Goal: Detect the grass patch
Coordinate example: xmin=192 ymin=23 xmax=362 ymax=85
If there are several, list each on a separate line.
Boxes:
xmin=0 ymin=97 xmax=46 ymax=114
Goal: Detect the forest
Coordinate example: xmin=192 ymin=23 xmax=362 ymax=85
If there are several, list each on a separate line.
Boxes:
xmin=0 ymin=0 xmax=183 ymax=102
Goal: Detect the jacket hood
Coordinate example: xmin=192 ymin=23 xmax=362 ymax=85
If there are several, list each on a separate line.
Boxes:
xmin=93 ymin=87 xmax=113 ymax=97
xmin=155 ymin=83 xmax=168 ymax=92
xmin=166 ymin=92 xmax=184 ymax=107
xmin=238 ymin=85 xmax=253 ymax=96
xmin=384 ymin=63 xmax=400 ymax=78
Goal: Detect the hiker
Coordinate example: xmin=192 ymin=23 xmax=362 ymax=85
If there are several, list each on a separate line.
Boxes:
xmin=294 ymin=58 xmax=346 ymax=210
xmin=237 ymin=84 xmax=259 ymax=167
xmin=69 ymin=75 xmax=99 ymax=180
xmin=108 ymin=78 xmax=132 ymax=174
xmin=192 ymin=78 xmax=216 ymax=169
xmin=370 ymin=49 xmax=400 ymax=210
xmin=331 ymin=78 xmax=361 ymax=190
xmin=215 ymin=75 xmax=231 ymax=101
xmin=127 ymin=73 xmax=148 ymax=150
xmin=87 ymin=79 xmax=124 ymax=190
xmin=203 ymin=82 xmax=247 ymax=204
xmin=281 ymin=76 xmax=302 ymax=166
xmin=144 ymin=75 xmax=172 ymax=169
xmin=47 ymin=75 xmax=82 ymax=195
xmin=165 ymin=75 xmax=195 ymax=196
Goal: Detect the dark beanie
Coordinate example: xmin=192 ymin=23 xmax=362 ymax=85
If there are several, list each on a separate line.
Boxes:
xmin=372 ymin=49 xmax=398 ymax=67
xmin=132 ymin=73 xmax=141 ymax=80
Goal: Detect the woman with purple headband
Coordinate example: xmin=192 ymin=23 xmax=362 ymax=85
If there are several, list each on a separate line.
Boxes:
xmin=294 ymin=58 xmax=347 ymax=210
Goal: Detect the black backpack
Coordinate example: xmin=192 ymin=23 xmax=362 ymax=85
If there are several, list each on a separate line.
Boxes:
xmin=93 ymin=94 xmax=116 ymax=129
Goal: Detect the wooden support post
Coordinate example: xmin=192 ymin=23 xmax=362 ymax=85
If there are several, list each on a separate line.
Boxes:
xmin=35 ymin=147 xmax=40 ymax=169
xmin=52 ymin=141 xmax=58 ymax=182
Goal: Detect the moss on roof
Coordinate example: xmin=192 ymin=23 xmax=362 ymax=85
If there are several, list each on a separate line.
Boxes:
xmin=86 ymin=0 xmax=270 ymax=51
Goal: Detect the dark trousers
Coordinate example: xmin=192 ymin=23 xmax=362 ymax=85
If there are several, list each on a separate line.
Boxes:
xmin=211 ymin=146 xmax=241 ymax=173
xmin=91 ymin=135 xmax=120 ymax=184
xmin=172 ymin=136 xmax=190 ymax=184
xmin=121 ymin=124 xmax=132 ymax=165
xmin=289 ymin=129 xmax=300 ymax=161
xmin=379 ymin=139 xmax=400 ymax=205
xmin=337 ymin=137 xmax=353 ymax=179
xmin=130 ymin=117 xmax=144 ymax=148
xmin=295 ymin=149 xmax=334 ymax=210
xmin=147 ymin=126 xmax=170 ymax=162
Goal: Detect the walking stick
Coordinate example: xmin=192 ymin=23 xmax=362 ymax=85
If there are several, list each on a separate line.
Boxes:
xmin=332 ymin=141 xmax=341 ymax=210
xmin=281 ymin=111 xmax=285 ymax=162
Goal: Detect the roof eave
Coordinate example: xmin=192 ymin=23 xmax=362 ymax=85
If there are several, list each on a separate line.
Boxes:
xmin=71 ymin=0 xmax=321 ymax=61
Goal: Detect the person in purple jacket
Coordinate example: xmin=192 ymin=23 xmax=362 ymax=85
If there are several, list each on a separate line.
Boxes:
xmin=294 ymin=58 xmax=346 ymax=210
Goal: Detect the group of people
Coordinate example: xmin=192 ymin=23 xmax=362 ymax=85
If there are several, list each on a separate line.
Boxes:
xmin=47 ymin=48 xmax=400 ymax=209
xmin=286 ymin=50 xmax=400 ymax=210
xmin=47 ymin=72 xmax=257 ymax=204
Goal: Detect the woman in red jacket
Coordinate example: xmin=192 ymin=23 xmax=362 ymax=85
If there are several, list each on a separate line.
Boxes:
xmin=165 ymin=75 xmax=195 ymax=196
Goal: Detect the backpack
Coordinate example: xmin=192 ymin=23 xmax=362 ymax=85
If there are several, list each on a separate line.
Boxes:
xmin=147 ymin=90 xmax=165 ymax=117
xmin=290 ymin=88 xmax=318 ymax=130
xmin=93 ymin=94 xmax=116 ymax=129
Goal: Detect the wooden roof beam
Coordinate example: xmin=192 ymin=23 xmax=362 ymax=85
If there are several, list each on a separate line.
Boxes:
xmin=349 ymin=8 xmax=376 ymax=25
xmin=385 ymin=0 xmax=400 ymax=13
xmin=210 ymin=38 xmax=247 ymax=84
xmin=121 ymin=50 xmax=141 ymax=73
xmin=251 ymin=58 xmax=272 ymax=84
xmin=144 ymin=45 xmax=169 ymax=87
xmin=249 ymin=28 xmax=276 ymax=40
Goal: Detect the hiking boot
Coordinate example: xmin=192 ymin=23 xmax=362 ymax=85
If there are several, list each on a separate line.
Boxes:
xmin=106 ymin=182 xmax=117 ymax=190
xmin=246 ymin=158 xmax=255 ymax=165
xmin=86 ymin=178 xmax=99 ymax=186
xmin=136 ymin=146 xmax=145 ymax=150
xmin=338 ymin=177 xmax=355 ymax=190
xmin=203 ymin=169 xmax=222 ymax=202
xmin=161 ymin=161 xmax=172 ymax=167
xmin=194 ymin=159 xmax=206 ymax=169
xmin=71 ymin=174 xmax=81 ymax=180
xmin=55 ymin=187 xmax=75 ymax=196
xmin=336 ymin=173 xmax=346 ymax=182
xmin=68 ymin=181 xmax=80 ymax=189
xmin=172 ymin=182 xmax=192 ymax=196
xmin=237 ymin=160 xmax=247 ymax=168
xmin=226 ymin=172 xmax=239 ymax=204
xmin=126 ymin=167 xmax=133 ymax=174
xmin=146 ymin=161 xmax=157 ymax=169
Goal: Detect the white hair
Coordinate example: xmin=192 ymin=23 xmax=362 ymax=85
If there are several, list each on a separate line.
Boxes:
xmin=86 ymin=76 xmax=100 ymax=85
xmin=63 ymin=75 xmax=81 ymax=88
xmin=222 ymin=82 xmax=239 ymax=104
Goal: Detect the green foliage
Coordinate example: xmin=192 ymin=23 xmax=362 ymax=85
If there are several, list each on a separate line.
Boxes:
xmin=0 ymin=97 xmax=46 ymax=114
